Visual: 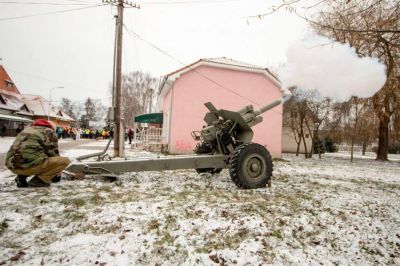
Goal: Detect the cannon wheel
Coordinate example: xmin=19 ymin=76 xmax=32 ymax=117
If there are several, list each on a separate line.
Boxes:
xmin=229 ymin=143 xmax=272 ymax=189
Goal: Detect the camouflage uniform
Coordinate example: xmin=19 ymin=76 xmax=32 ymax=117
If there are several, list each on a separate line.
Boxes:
xmin=6 ymin=126 xmax=70 ymax=183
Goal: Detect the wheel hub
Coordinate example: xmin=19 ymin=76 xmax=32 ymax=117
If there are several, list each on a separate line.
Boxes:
xmin=244 ymin=155 xmax=266 ymax=179
xmin=250 ymin=163 xmax=260 ymax=172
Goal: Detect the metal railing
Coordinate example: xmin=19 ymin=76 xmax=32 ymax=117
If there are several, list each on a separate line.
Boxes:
xmin=132 ymin=127 xmax=164 ymax=151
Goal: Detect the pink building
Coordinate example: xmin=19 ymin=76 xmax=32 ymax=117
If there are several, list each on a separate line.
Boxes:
xmin=157 ymin=58 xmax=284 ymax=158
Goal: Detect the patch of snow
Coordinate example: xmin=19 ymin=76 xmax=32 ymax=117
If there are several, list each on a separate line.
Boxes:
xmin=0 ymin=137 xmax=15 ymax=153
xmin=0 ymin=142 xmax=399 ymax=265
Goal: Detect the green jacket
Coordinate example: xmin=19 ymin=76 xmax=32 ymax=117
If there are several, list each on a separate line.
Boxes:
xmin=6 ymin=126 xmax=60 ymax=170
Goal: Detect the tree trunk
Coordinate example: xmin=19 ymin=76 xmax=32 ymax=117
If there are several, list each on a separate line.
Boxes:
xmin=295 ymin=138 xmax=301 ymax=156
xmin=350 ymin=134 xmax=355 ymax=162
xmin=307 ymin=137 xmax=313 ymax=159
xmin=376 ymin=116 xmax=389 ymax=161
xmin=362 ymin=140 xmax=367 ymax=156
xmin=316 ymin=129 xmax=321 ymax=159
xmin=301 ymin=131 xmax=308 ymax=158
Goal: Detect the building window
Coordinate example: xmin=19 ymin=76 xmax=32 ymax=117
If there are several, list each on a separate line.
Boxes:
xmin=5 ymin=80 xmax=14 ymax=88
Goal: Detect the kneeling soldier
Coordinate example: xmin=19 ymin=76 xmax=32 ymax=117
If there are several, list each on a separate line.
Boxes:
xmin=5 ymin=119 xmax=71 ymax=187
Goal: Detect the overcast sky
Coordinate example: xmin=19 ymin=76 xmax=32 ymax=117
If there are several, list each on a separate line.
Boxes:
xmin=0 ymin=0 xmax=312 ymax=106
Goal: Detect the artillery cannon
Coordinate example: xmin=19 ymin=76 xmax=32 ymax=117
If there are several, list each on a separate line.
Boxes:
xmin=66 ymin=98 xmax=284 ymax=189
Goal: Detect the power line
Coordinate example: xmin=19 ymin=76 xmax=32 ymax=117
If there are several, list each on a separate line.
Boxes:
xmin=136 ymin=0 xmax=241 ymax=5
xmin=0 ymin=3 xmax=106 ymax=21
xmin=63 ymin=0 xmax=99 ymax=3
xmin=0 ymin=1 xmax=91 ymax=6
xmin=123 ymin=24 xmax=279 ymax=111
xmin=123 ymin=24 xmax=284 ymax=116
xmin=7 ymin=68 xmax=98 ymax=93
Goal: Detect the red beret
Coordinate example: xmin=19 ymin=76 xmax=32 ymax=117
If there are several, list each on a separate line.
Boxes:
xmin=32 ymin=119 xmax=54 ymax=129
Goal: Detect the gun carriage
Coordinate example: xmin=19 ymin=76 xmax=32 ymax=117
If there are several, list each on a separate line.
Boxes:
xmin=66 ymin=98 xmax=284 ymax=189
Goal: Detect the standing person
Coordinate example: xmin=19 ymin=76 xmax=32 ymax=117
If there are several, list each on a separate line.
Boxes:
xmin=71 ymin=128 xmax=77 ymax=140
xmin=128 ymin=128 xmax=134 ymax=144
xmin=56 ymin=127 xmax=62 ymax=139
xmin=1 ymin=124 xmax=6 ymax=137
xmin=16 ymin=124 xmax=24 ymax=135
xmin=5 ymin=119 xmax=71 ymax=188
xmin=76 ymin=128 xmax=81 ymax=140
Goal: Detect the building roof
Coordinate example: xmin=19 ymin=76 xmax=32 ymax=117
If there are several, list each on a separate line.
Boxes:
xmin=0 ymin=113 xmax=33 ymax=123
xmin=158 ymin=57 xmax=281 ymax=96
xmin=0 ymin=65 xmax=20 ymax=94
xmin=22 ymin=94 xmax=75 ymax=122
xmin=0 ymin=89 xmax=34 ymax=116
xmin=203 ymin=57 xmax=268 ymax=71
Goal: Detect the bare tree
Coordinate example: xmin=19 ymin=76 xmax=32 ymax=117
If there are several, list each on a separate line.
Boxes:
xmin=314 ymin=0 xmax=399 ymax=161
xmin=59 ymin=98 xmax=76 ymax=120
xmin=283 ymin=93 xmax=306 ymax=156
xmin=304 ymin=91 xmax=331 ymax=159
xmin=78 ymin=98 xmax=107 ymax=128
xmin=347 ymin=97 xmax=364 ymax=162
xmin=253 ymin=0 xmax=400 ymax=160
xmin=118 ymin=71 xmax=159 ymax=127
xmin=356 ymin=99 xmax=376 ymax=155
xmin=284 ymin=90 xmax=326 ymax=159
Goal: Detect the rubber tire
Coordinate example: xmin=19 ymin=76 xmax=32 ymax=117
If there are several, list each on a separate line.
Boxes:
xmin=229 ymin=143 xmax=273 ymax=189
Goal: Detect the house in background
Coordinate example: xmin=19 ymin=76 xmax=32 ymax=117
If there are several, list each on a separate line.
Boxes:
xmin=157 ymin=57 xmax=284 ymax=158
xmin=282 ymin=126 xmax=312 ymax=154
xmin=0 ymin=65 xmax=34 ymax=136
xmin=22 ymin=95 xmax=75 ymax=127
xmin=0 ymin=64 xmax=75 ymax=135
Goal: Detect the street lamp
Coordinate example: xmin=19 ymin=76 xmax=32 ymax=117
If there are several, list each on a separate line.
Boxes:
xmin=48 ymin=86 xmax=64 ymax=121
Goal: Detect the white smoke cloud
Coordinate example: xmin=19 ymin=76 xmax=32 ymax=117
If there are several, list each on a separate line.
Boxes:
xmin=278 ymin=35 xmax=387 ymax=102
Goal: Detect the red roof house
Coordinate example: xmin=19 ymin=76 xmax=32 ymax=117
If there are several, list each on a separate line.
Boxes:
xmin=0 ymin=64 xmax=75 ymax=135
xmin=0 ymin=65 xmax=20 ymax=94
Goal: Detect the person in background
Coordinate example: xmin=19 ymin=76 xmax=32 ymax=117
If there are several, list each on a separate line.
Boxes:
xmin=5 ymin=119 xmax=70 ymax=188
xmin=16 ymin=124 xmax=24 ymax=135
xmin=1 ymin=124 xmax=6 ymax=137
xmin=76 ymin=128 xmax=81 ymax=140
xmin=56 ymin=127 xmax=62 ymax=139
xmin=71 ymin=128 xmax=77 ymax=140
xmin=128 ymin=128 xmax=134 ymax=144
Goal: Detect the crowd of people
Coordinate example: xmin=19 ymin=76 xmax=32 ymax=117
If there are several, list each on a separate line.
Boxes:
xmin=51 ymin=125 xmax=142 ymax=143
xmin=77 ymin=128 xmax=113 ymax=139
xmin=55 ymin=127 xmax=114 ymax=140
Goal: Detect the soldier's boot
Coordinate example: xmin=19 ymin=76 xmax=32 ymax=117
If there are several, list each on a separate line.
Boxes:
xmin=15 ymin=175 xmax=29 ymax=188
xmin=51 ymin=175 xmax=61 ymax=183
xmin=28 ymin=176 xmax=50 ymax=187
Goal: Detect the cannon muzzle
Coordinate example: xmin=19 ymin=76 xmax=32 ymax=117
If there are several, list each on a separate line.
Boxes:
xmin=255 ymin=98 xmax=284 ymax=115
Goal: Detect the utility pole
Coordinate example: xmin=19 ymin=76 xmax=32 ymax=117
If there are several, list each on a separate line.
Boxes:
xmin=103 ymin=0 xmax=140 ymax=157
xmin=114 ymin=0 xmax=124 ymax=157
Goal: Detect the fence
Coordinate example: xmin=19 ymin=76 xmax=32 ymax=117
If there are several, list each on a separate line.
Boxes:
xmin=132 ymin=127 xmax=166 ymax=152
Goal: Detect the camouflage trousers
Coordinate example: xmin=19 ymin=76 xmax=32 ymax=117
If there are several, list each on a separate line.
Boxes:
xmin=11 ymin=157 xmax=71 ymax=183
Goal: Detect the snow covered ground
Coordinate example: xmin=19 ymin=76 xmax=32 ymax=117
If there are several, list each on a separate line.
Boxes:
xmin=0 ymin=140 xmax=399 ymax=265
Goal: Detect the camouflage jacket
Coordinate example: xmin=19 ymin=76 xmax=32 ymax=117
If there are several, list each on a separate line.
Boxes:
xmin=6 ymin=126 xmax=60 ymax=170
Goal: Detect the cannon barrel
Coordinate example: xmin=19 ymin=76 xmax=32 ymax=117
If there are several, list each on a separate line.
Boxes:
xmin=255 ymin=98 xmax=283 ymax=115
